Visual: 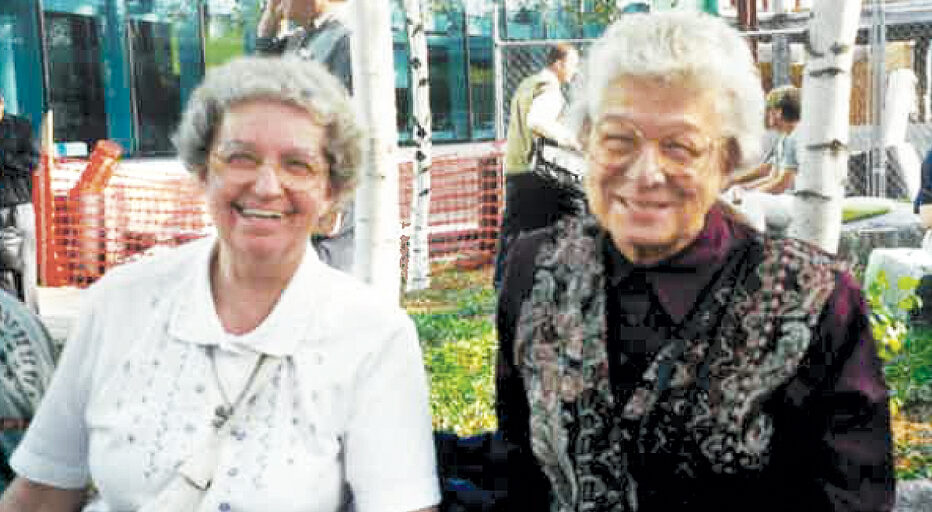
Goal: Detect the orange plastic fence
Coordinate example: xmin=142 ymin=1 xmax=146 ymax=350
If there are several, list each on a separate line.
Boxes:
xmin=34 ymin=143 xmax=504 ymax=287
xmin=399 ymin=153 xmax=503 ymax=270
xmin=35 ymin=142 xmax=211 ymax=287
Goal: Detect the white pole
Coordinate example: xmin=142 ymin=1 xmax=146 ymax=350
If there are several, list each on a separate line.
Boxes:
xmin=789 ymin=0 xmax=863 ymax=253
xmin=403 ymin=0 xmax=434 ymax=292
xmin=351 ymin=0 xmax=403 ymax=303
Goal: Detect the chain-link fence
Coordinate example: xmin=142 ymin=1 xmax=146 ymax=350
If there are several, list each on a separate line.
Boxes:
xmin=731 ymin=3 xmax=932 ymax=201
xmin=496 ymin=38 xmax=594 ymax=137
xmin=747 ymin=1 xmax=932 ymax=199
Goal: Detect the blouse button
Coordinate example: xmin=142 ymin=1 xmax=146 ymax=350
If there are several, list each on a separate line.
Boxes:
xmin=219 ymin=503 xmax=231 ymax=511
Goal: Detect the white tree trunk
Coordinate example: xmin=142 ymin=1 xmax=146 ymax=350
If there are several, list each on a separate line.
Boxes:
xmin=350 ymin=0 xmax=403 ymax=302
xmin=403 ymin=0 xmax=433 ymax=292
xmin=789 ymin=0 xmax=862 ymax=253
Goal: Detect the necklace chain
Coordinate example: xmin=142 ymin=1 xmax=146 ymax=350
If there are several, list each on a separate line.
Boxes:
xmin=206 ymin=346 xmax=268 ymax=430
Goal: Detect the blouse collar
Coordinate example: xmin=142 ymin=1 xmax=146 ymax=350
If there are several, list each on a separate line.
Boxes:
xmin=167 ymin=236 xmax=324 ymax=356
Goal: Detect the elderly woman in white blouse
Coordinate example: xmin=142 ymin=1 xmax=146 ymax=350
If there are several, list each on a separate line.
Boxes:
xmin=0 ymin=56 xmax=440 ymax=512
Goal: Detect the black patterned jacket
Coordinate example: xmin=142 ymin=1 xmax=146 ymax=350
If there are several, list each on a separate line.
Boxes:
xmin=496 ymin=206 xmax=895 ymax=511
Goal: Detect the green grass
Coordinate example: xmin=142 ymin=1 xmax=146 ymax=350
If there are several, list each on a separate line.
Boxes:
xmin=842 ymin=204 xmax=891 ymax=223
xmin=405 ymin=268 xmax=498 ymax=436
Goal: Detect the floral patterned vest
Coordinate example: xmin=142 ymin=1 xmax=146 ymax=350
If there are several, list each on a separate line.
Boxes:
xmin=514 ymin=215 xmax=847 ymax=511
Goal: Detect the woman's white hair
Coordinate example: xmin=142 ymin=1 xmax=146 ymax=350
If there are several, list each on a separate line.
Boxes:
xmin=581 ymin=11 xmax=765 ymax=172
xmin=173 ymin=55 xmax=363 ymax=205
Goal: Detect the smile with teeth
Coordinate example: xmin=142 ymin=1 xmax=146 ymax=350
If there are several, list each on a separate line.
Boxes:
xmin=233 ymin=203 xmax=286 ymax=219
xmin=619 ymin=197 xmax=673 ymax=210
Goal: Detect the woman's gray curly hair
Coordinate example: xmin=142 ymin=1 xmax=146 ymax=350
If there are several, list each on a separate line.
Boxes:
xmin=579 ymin=11 xmax=766 ymax=173
xmin=173 ymin=55 xmax=363 ymax=204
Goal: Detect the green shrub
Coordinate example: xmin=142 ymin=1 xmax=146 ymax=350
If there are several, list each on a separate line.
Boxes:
xmin=866 ymin=271 xmax=932 ymax=414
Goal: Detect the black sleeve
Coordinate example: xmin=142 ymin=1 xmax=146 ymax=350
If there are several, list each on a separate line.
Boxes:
xmin=495 ymin=230 xmax=553 ymax=510
xmin=5 ymin=117 xmax=39 ymax=177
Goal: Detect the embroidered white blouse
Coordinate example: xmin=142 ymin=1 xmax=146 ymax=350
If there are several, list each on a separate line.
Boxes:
xmin=11 ymin=236 xmax=440 ymax=512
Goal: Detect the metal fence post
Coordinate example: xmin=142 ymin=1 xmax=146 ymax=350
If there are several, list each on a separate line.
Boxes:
xmin=869 ymin=0 xmax=887 ymax=197
xmin=493 ymin=6 xmax=505 ymax=141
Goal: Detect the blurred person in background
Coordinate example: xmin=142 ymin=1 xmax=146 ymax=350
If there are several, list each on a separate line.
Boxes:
xmin=257 ymin=0 xmax=356 ymax=272
xmin=726 ymin=85 xmax=801 ymax=234
xmin=0 ymin=91 xmax=40 ymax=313
xmin=495 ymin=43 xmax=583 ymax=289
xmin=496 ymin=12 xmax=894 ymax=511
xmin=0 ymin=56 xmax=439 ymax=512
xmin=730 ymin=85 xmax=801 ymax=194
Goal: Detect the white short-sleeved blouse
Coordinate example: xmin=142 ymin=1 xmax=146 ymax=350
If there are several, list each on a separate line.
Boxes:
xmin=11 ymin=236 xmax=440 ymax=512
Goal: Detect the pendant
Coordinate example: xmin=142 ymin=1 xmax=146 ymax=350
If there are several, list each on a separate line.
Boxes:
xmin=212 ymin=404 xmax=234 ymax=429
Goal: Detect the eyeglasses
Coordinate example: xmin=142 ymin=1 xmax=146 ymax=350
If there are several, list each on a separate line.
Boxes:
xmin=589 ymin=119 xmax=722 ymax=180
xmin=209 ymin=150 xmax=329 ymax=191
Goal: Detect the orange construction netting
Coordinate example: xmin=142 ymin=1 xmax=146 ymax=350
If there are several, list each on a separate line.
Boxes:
xmin=34 ymin=142 xmax=504 ymax=287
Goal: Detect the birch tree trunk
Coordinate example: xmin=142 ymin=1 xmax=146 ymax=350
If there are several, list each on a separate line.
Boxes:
xmin=402 ymin=0 xmax=433 ymax=292
xmin=350 ymin=0 xmax=403 ymax=302
xmin=788 ymin=0 xmax=862 ymax=253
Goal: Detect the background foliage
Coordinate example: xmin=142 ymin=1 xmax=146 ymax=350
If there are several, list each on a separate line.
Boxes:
xmin=405 ymin=268 xmax=498 ymax=436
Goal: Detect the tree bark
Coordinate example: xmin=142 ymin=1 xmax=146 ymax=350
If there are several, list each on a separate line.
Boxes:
xmin=403 ymin=0 xmax=434 ymax=292
xmin=350 ymin=0 xmax=403 ymax=302
xmin=789 ymin=0 xmax=862 ymax=253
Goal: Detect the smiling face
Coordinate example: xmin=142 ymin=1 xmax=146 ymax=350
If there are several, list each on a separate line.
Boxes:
xmin=203 ymin=99 xmax=332 ymax=267
xmin=585 ymin=75 xmax=730 ymax=264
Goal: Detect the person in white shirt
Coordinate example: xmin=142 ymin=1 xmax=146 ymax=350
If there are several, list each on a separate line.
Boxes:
xmin=732 ymin=85 xmax=801 ymax=194
xmin=0 ymin=55 xmax=440 ymax=512
xmin=727 ymin=85 xmax=801 ymax=233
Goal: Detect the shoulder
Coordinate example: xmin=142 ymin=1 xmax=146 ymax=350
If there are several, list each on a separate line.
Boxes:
xmin=763 ymin=235 xmax=845 ymax=270
xmin=88 ymin=236 xmax=212 ymax=305
xmin=502 ymin=217 xmax=600 ymax=297
xmin=754 ymin=235 xmax=854 ymax=310
xmin=309 ymin=266 xmax=414 ymax=342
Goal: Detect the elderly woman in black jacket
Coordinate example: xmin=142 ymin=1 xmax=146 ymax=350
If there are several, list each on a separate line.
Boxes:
xmin=496 ymin=12 xmax=894 ymax=512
